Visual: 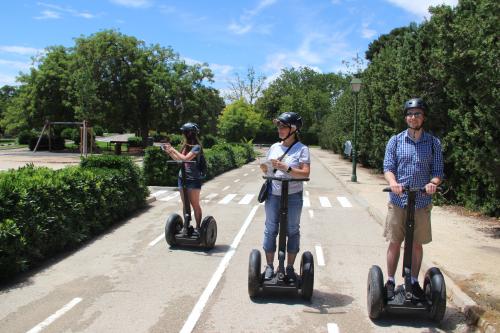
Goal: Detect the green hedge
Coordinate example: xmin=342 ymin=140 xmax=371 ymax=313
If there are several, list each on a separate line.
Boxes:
xmin=143 ymin=142 xmax=255 ymax=186
xmin=0 ymin=155 xmax=148 ymax=280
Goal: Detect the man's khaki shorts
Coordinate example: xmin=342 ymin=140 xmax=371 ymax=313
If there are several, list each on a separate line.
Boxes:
xmin=383 ymin=202 xmax=432 ymax=244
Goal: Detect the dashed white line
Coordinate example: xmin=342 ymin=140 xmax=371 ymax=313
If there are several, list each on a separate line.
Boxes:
xmin=234 ymin=179 xmax=240 ymax=183
xmin=218 ymin=194 xmax=237 ymax=204
xmin=151 ymin=190 xmax=168 ymax=197
xmin=179 ymin=205 xmax=260 ymax=333
xmin=149 ymin=233 xmax=164 ymax=247
xmin=303 ymin=197 xmax=311 ymax=207
xmin=238 ymin=194 xmax=255 ymax=205
xmin=315 ymin=245 xmax=325 ymax=266
xmin=222 ymin=186 xmax=230 ymax=191
xmin=243 ymin=173 xmax=248 ymax=176
xmin=337 ymin=196 xmax=352 ymax=208
xmin=158 ymin=192 xmax=180 ymax=202
xmin=327 ymin=323 xmax=339 ymax=333
xmin=319 ymin=196 xmax=332 ymax=208
xmin=251 ymin=169 xmax=255 ymax=172
xmin=305 ymin=190 xmax=310 ymax=197
xmin=27 ymin=297 xmax=82 ymax=333
xmin=203 ymin=193 xmax=218 ymax=202
xmin=308 ymin=209 xmax=314 ymax=219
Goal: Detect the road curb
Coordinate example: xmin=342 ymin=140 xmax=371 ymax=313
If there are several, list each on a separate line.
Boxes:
xmin=311 ymin=149 xmax=495 ymax=332
xmin=146 ymin=196 xmax=156 ymax=204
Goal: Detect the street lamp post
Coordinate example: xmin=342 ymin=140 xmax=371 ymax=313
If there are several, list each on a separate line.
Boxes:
xmin=350 ymin=77 xmax=362 ymax=182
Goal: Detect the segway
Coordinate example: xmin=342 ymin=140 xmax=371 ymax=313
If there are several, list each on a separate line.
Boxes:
xmin=164 ymin=160 xmax=217 ymax=249
xmin=248 ymin=176 xmax=314 ymax=300
xmin=367 ymin=186 xmax=446 ymax=322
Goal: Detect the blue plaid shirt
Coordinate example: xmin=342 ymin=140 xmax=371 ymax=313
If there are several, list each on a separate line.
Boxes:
xmin=383 ymin=130 xmax=444 ymax=209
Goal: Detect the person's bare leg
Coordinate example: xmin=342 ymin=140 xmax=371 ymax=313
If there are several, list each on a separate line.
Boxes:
xmin=411 ymin=242 xmax=423 ymax=279
xmin=387 ymin=241 xmax=401 ymax=278
xmin=187 ymin=189 xmax=202 ymax=228
xmin=287 ymin=253 xmax=297 ymax=267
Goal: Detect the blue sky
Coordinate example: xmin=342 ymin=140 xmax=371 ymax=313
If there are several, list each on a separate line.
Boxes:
xmin=0 ymin=0 xmax=457 ymax=93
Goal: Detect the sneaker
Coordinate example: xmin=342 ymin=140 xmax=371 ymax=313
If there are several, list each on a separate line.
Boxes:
xmin=411 ymin=281 xmax=425 ymax=300
xmin=264 ymin=265 xmax=274 ymax=280
xmin=385 ymin=280 xmax=395 ymax=300
xmin=286 ymin=265 xmax=296 ymax=283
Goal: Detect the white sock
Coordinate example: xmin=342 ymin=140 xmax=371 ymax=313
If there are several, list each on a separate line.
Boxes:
xmin=388 ymin=276 xmax=395 ymax=283
xmin=411 ymin=276 xmax=418 ymax=284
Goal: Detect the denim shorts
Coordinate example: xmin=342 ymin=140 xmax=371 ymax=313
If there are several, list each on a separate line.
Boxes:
xmin=263 ymin=191 xmax=303 ymax=254
xmin=178 ymin=177 xmax=202 ymax=190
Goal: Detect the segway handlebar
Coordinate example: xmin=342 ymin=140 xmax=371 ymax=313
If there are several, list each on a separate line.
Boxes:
xmin=262 ymin=175 xmax=309 ymax=182
xmin=383 ymin=186 xmax=443 ymax=193
xmin=166 ymin=160 xmax=196 ymax=165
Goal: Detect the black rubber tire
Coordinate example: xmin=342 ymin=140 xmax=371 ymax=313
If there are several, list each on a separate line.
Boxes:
xmin=367 ymin=265 xmax=385 ymax=320
xmin=201 ymin=216 xmax=217 ymax=249
xmin=300 ymin=251 xmax=314 ymax=301
xmin=424 ymin=267 xmax=447 ymax=322
xmin=165 ymin=213 xmax=182 ymax=246
xmin=248 ymin=249 xmax=261 ymax=297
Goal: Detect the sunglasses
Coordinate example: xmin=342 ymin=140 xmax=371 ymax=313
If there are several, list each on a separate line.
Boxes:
xmin=406 ymin=111 xmax=423 ymax=118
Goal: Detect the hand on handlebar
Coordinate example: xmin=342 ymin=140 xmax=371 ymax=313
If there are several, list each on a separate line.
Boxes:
xmin=270 ymin=159 xmax=288 ymax=171
xmin=389 ymin=182 xmax=404 ymax=195
xmin=424 ymin=182 xmax=438 ymax=195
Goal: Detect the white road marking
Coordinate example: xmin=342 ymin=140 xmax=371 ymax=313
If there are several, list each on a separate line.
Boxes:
xmin=180 ymin=205 xmax=260 ymax=333
xmin=327 ymin=323 xmax=339 ymax=333
xmin=158 ymin=192 xmax=180 ymax=202
xmin=218 ymin=194 xmax=236 ymax=204
xmin=203 ymin=193 xmax=218 ymax=202
xmin=27 ymin=298 xmax=82 ymax=333
xmin=337 ymin=196 xmax=352 ymax=208
xmin=238 ymin=194 xmax=255 ymax=205
xmin=308 ymin=209 xmax=314 ymax=219
xmin=234 ymin=179 xmax=240 ymax=183
xmin=319 ymin=196 xmax=332 ymax=208
xmin=251 ymin=169 xmax=255 ymax=172
xmin=151 ymin=190 xmax=167 ymax=197
xmin=304 ymin=181 xmax=308 ymax=186
xmin=243 ymin=173 xmax=248 ymax=176
xmin=149 ymin=233 xmax=164 ymax=247
xmin=305 ymin=190 xmax=310 ymax=197
xmin=303 ymin=197 xmax=311 ymax=207
xmin=222 ymin=186 xmax=230 ymax=191
xmin=315 ymin=245 xmax=325 ymax=266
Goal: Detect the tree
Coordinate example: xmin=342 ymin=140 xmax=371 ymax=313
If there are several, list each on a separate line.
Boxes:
xmin=0 ymin=85 xmax=18 ymax=135
xmin=217 ymin=99 xmax=263 ymax=142
xmin=225 ymin=67 xmax=266 ymax=105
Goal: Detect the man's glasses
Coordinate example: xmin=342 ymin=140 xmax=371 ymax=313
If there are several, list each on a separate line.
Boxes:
xmin=406 ymin=111 xmax=423 ymax=118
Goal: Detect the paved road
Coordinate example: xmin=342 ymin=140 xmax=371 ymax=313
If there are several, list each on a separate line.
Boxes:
xmin=0 ymin=154 xmax=473 ymax=332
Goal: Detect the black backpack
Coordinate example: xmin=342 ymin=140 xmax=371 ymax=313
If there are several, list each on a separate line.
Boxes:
xmin=198 ymin=150 xmax=208 ymax=178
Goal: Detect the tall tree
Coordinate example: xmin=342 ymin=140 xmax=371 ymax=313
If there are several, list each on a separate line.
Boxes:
xmin=226 ymin=67 xmax=266 ymax=105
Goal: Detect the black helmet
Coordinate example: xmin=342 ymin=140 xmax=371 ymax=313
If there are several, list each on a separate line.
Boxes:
xmin=273 ymin=112 xmax=303 ymax=130
xmin=403 ymin=98 xmax=427 ymax=115
xmin=180 ymin=122 xmax=200 ymax=134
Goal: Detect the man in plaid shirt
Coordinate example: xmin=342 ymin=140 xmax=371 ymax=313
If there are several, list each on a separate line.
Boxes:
xmin=382 ymin=97 xmax=444 ymax=300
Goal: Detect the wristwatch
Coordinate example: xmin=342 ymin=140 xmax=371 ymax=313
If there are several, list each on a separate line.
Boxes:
xmin=286 ymin=166 xmax=292 ymax=173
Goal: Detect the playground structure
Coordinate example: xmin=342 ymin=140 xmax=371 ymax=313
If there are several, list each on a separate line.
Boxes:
xmin=33 ymin=120 xmax=94 ymax=156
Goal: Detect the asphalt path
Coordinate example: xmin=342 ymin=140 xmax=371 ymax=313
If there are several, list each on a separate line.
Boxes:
xmin=0 ymin=154 xmax=472 ymax=333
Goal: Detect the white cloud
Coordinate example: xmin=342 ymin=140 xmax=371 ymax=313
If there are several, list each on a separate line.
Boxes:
xmin=385 ymin=0 xmax=458 ymax=17
xmin=0 ymin=59 xmax=32 ymax=71
xmin=361 ymin=23 xmax=377 ymax=39
xmin=35 ymin=2 xmax=98 ymax=20
xmin=109 ymin=0 xmax=152 ymax=8
xmin=0 ymin=45 xmax=43 ymax=56
xmin=0 ymin=73 xmax=19 ymax=87
xmin=35 ymin=10 xmax=61 ymax=20
xmin=228 ymin=0 xmax=277 ymax=35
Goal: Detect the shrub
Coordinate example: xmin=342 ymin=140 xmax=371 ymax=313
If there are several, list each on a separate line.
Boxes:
xmin=93 ymin=125 xmax=104 ymax=136
xmin=17 ymin=130 xmax=36 ymax=145
xmin=201 ymin=134 xmax=219 ymax=148
xmin=127 ymin=136 xmax=143 ymax=147
xmin=60 ymin=128 xmax=74 ymax=140
xmin=28 ymin=135 xmax=65 ymax=151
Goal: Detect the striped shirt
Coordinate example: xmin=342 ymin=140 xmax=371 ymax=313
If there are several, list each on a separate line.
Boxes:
xmin=383 ymin=130 xmax=444 ymax=209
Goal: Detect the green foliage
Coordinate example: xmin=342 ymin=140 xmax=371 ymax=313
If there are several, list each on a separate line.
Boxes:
xmin=143 ymin=142 xmax=255 ymax=186
xmin=217 ymin=99 xmax=263 ymax=142
xmin=127 ymin=136 xmax=143 ymax=147
xmin=93 ymin=125 xmax=104 ymax=136
xmin=201 ymin=134 xmax=219 ymax=148
xmin=17 ymin=130 xmax=36 ymax=145
xmin=0 ymin=157 xmax=148 ymax=280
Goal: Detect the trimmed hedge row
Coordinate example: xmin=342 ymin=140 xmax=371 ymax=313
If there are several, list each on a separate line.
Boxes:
xmin=143 ymin=142 xmax=255 ymax=186
xmin=0 ymin=155 xmax=148 ymax=280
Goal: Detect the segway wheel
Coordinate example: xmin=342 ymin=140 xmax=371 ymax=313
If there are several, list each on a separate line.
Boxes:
xmin=201 ymin=216 xmax=217 ymax=249
xmin=367 ymin=265 xmax=385 ymax=320
xmin=424 ymin=267 xmax=447 ymax=322
xmin=248 ymin=249 xmax=261 ymax=297
xmin=300 ymin=251 xmax=314 ymax=300
xmin=165 ymin=213 xmax=182 ymax=246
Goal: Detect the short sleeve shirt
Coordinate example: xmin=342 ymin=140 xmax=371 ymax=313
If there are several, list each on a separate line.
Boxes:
xmin=383 ymin=130 xmax=444 ymax=208
xmin=179 ymin=144 xmax=202 ymax=180
xmin=266 ymin=141 xmax=310 ymax=195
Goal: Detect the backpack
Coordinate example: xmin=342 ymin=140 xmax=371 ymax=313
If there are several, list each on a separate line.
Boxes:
xmin=198 ymin=149 xmax=208 ymax=178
